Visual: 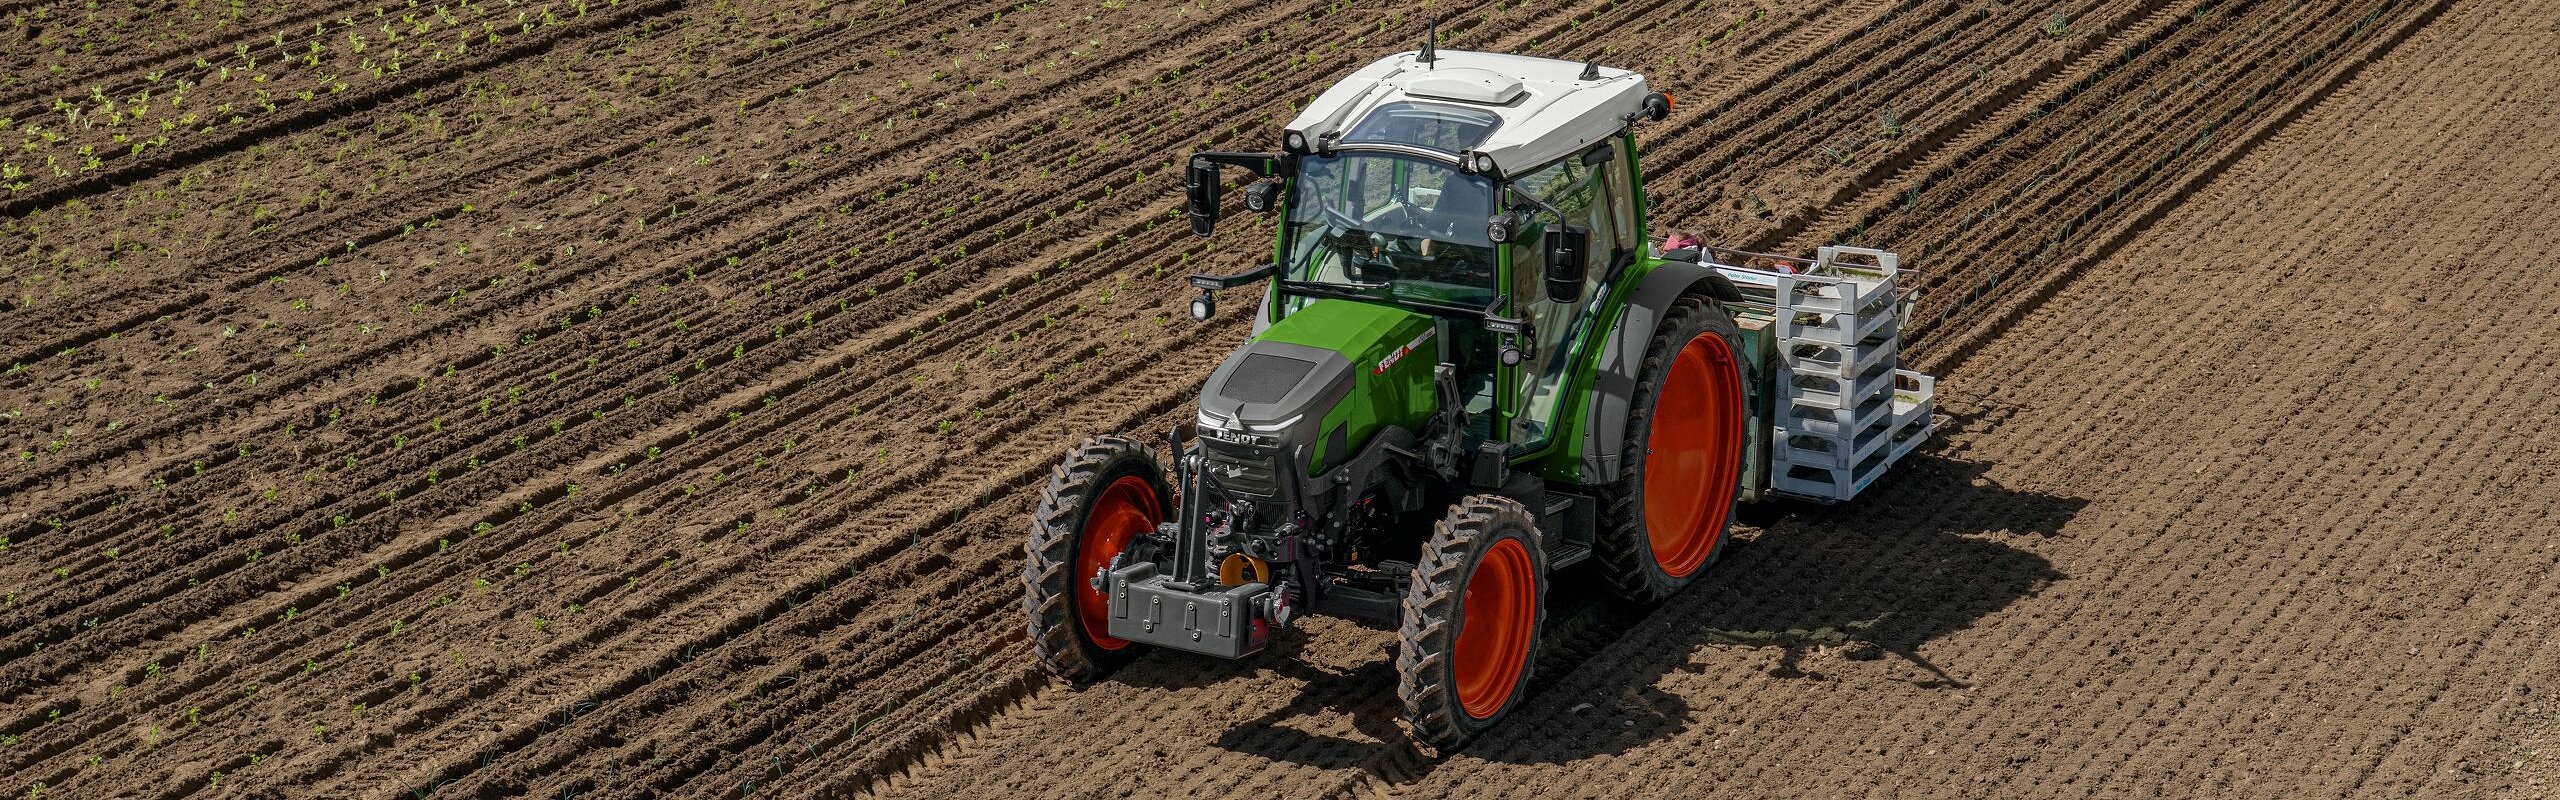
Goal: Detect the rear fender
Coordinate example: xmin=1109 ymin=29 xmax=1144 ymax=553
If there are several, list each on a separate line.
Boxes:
xmin=1580 ymin=261 xmax=1744 ymax=484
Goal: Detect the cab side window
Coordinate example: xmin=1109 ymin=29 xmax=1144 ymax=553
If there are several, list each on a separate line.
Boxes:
xmin=1506 ymin=142 xmax=1628 ymax=447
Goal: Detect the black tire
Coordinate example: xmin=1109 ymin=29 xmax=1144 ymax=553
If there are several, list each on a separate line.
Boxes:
xmin=1595 ymin=293 xmax=1747 ymax=605
xmin=1396 ymin=496 xmax=1549 ymax=753
xmin=1024 ymin=435 xmax=1172 ymax=682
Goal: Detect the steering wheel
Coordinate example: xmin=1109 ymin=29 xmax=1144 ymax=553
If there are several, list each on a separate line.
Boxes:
xmin=1348 ymin=249 xmax=1404 ymax=283
xmin=1318 ymin=205 xmax=1364 ymax=232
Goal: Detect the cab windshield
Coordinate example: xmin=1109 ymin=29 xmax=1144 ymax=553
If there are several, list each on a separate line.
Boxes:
xmin=1283 ymin=152 xmax=1498 ymax=310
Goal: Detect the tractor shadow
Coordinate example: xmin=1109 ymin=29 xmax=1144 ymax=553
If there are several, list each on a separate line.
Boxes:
xmin=1198 ymin=454 xmax=2079 ymax=773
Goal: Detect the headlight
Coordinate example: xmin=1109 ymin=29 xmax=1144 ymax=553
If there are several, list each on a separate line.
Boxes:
xmin=1283 ymin=131 xmax=1308 ymax=153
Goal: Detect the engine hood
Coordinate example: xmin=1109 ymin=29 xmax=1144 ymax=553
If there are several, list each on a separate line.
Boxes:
xmin=1198 ymin=340 xmax=1353 ymax=434
xmin=1198 ymin=299 xmax=1440 ymax=476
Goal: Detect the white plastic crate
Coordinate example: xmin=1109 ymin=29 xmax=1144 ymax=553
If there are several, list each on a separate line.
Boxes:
xmin=1781 ymin=359 xmax=1896 ymax=412
xmin=1781 ymin=380 xmax=1894 ymax=438
xmin=1890 ymin=371 xmax=1935 ymax=433
xmin=1761 ymin=246 xmax=1936 ymax=503
xmin=1773 ymin=416 xmax=1896 ymax=470
xmin=1887 ymin=370 xmax=1936 ymax=462
xmin=1774 ymin=302 xmax=1900 ymax=347
xmin=1770 ymin=446 xmax=1897 ymax=501
xmin=1785 ymin=335 xmax=1899 ymax=381
xmin=1776 ymin=267 xmax=1897 ymax=316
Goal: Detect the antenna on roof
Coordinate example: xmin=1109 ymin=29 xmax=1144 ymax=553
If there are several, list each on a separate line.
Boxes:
xmin=1578 ymin=59 xmax=1602 ymax=81
xmin=1419 ymin=17 xmax=1438 ymax=67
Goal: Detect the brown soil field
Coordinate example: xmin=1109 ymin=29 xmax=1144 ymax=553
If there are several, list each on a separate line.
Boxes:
xmin=3 ymin=0 xmax=2552 ymax=796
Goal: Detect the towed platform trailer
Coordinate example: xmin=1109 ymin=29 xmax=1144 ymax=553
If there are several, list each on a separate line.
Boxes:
xmin=1699 ymin=244 xmax=1936 ymax=504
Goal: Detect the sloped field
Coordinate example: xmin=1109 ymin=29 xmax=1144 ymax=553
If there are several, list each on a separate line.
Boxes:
xmin=3 ymin=0 xmax=2549 ymax=797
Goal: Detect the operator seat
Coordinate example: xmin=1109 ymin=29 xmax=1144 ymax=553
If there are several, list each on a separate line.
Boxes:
xmin=1422 ymin=174 xmax=1492 ymax=240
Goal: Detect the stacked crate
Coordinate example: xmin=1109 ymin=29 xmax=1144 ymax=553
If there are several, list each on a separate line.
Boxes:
xmin=1765 ymin=246 xmax=1936 ymax=502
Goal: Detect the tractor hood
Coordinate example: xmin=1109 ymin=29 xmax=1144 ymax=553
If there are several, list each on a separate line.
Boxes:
xmin=1198 ymin=300 xmax=1440 ymax=480
xmin=1197 ymin=340 xmax=1354 ymax=441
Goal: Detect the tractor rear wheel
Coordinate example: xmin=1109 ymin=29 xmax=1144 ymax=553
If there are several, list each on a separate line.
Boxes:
xmin=1396 ymin=496 xmax=1548 ymax=752
xmin=1598 ymin=293 xmax=1746 ymax=605
xmin=1025 ymin=436 xmax=1172 ymax=682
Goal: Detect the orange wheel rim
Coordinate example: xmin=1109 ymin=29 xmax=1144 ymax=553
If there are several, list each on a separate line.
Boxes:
xmin=1643 ymin=332 xmax=1744 ymax=579
xmin=1454 ymin=537 xmax=1535 ymax=719
xmin=1075 ymin=475 xmax=1160 ymax=650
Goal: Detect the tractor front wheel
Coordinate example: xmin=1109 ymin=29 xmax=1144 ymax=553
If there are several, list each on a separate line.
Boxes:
xmin=1025 ymin=436 xmax=1172 ymax=682
xmin=1598 ymin=293 xmax=1746 ymax=605
xmin=1396 ymin=496 xmax=1549 ymax=752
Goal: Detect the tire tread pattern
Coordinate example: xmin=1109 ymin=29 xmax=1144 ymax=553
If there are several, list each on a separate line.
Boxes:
xmin=1023 ymin=435 xmax=1164 ymax=683
xmin=1396 ymin=495 xmax=1548 ymax=753
xmin=1595 ymin=293 xmax=1745 ymax=605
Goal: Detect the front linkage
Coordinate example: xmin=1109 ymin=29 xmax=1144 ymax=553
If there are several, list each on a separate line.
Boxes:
xmin=1028 ymin=356 xmax=1573 ymax=749
xmin=1110 ymin=364 xmax=1476 ymax=646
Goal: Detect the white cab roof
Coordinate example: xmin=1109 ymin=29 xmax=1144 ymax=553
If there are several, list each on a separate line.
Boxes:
xmin=1285 ymin=49 xmax=1650 ymax=176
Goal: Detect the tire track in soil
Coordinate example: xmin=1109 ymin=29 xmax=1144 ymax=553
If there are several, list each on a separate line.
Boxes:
xmin=1644 ymin=0 xmax=2162 ymax=245
xmin=1774 ymin=0 xmax=2336 ymax=354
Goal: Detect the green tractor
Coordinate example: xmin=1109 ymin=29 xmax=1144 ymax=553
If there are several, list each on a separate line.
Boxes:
xmin=1024 ymin=44 xmax=1937 ymax=750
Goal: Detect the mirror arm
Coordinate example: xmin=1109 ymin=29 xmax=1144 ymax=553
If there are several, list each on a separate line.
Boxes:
xmin=1191 ymin=151 xmax=1284 ymax=177
xmin=1503 ymin=186 xmax=1565 ymax=219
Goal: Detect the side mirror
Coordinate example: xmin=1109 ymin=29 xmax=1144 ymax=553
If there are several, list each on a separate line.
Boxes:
xmin=1243 ymin=180 xmax=1282 ymax=214
xmin=1542 ymin=223 xmax=1589 ymax=303
xmin=1185 ymin=160 xmax=1222 ymax=237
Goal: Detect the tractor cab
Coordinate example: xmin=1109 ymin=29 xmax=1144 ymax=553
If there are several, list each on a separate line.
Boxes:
xmin=1194 ymin=49 xmax=1668 ymax=456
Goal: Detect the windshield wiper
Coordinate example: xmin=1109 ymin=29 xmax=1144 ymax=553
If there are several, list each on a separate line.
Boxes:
xmin=1276 ymin=279 xmax=1520 ymax=327
xmin=1275 ymin=278 xmax=1388 ymax=297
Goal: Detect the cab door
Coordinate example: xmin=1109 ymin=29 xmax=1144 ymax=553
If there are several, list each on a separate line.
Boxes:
xmin=1503 ymin=140 xmax=1638 ymax=451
